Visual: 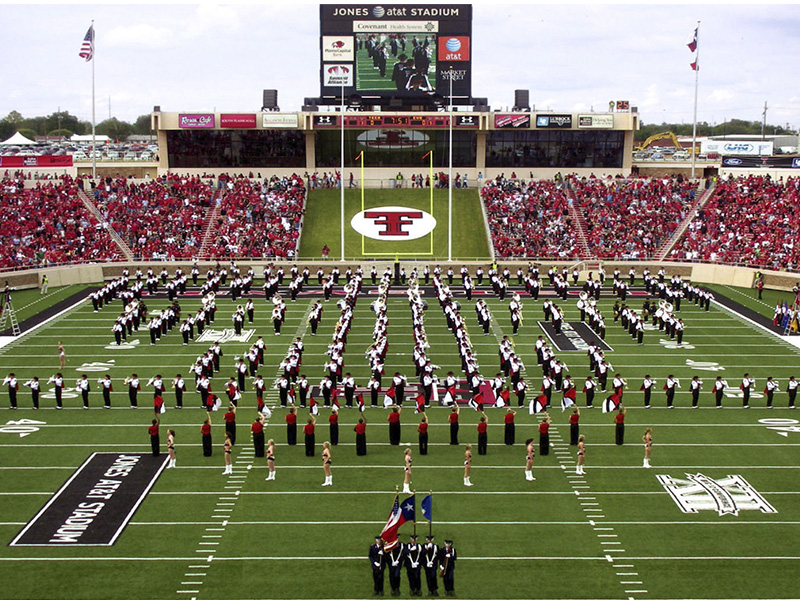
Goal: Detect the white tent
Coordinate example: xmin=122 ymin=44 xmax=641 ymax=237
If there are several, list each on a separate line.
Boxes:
xmin=70 ymin=134 xmax=111 ymax=145
xmin=0 ymin=132 xmax=36 ymax=145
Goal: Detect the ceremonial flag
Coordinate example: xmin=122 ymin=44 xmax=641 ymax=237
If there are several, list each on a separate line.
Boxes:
xmin=686 ymin=26 xmax=698 ymax=70
xmin=442 ymin=384 xmax=457 ymax=405
xmin=420 ymin=494 xmax=432 ymax=522
xmin=357 ymin=393 xmax=365 ymax=413
xmin=602 ymin=394 xmax=621 ymax=413
xmin=259 ymin=404 xmax=272 ymax=418
xmin=380 ymin=495 xmax=416 ymax=550
xmin=467 ymin=395 xmax=481 ymax=411
xmin=529 ymin=395 xmax=547 ymax=415
xmin=310 ymin=398 xmax=319 ymax=415
xmin=79 ymin=24 xmax=95 ymax=62
xmin=415 ymin=393 xmax=425 ymax=413
xmin=560 ymin=395 xmax=575 ymax=412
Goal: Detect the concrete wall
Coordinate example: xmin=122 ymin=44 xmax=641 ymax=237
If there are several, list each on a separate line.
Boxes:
xmin=0 ymin=259 xmax=790 ymax=293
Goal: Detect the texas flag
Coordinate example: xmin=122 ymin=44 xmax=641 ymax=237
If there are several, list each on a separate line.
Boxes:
xmin=380 ymin=495 xmax=416 ymax=550
xmin=686 ymin=26 xmax=699 ymax=70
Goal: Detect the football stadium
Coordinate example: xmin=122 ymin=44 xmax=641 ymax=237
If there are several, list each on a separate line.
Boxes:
xmin=1 ymin=5 xmax=800 ymax=600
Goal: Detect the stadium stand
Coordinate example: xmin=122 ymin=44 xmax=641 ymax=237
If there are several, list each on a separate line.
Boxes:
xmin=669 ymin=175 xmax=800 ymax=269
xmin=0 ymin=175 xmax=120 ymax=269
xmin=480 ymin=177 xmax=579 ymax=259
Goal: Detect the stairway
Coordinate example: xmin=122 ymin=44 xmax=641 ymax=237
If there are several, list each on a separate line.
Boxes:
xmin=652 ymin=183 xmax=717 ymax=261
xmin=566 ymin=190 xmax=594 ymax=259
xmin=76 ymin=188 xmax=135 ymax=261
xmin=197 ymin=191 xmax=223 ymax=259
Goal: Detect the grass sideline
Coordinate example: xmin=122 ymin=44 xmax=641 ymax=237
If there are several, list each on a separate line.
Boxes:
xmin=298 ymin=188 xmax=491 ymax=260
xmin=0 ymin=279 xmax=798 ymax=599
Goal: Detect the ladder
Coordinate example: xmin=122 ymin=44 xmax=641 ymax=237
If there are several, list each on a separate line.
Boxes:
xmin=0 ymin=291 xmax=21 ymax=336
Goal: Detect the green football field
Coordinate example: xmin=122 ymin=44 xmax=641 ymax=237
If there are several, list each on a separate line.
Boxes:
xmin=298 ymin=188 xmax=490 ymax=261
xmin=0 ymin=278 xmax=799 ymax=600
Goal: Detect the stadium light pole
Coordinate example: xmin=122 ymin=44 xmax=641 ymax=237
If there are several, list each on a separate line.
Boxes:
xmin=340 ymin=81 xmax=346 ymax=262
xmin=447 ymin=66 xmax=453 ymax=263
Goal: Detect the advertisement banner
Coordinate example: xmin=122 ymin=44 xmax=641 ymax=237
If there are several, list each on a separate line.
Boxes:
xmin=322 ymin=35 xmax=355 ymax=61
xmin=536 ymin=114 xmax=573 ymax=129
xmin=0 ymin=155 xmax=74 ymax=167
xmin=454 ymin=114 xmax=479 ymax=128
xmin=179 ymin=114 xmax=215 ymax=129
xmin=220 ymin=114 xmax=256 ymax=128
xmin=323 ymin=64 xmax=354 ymax=87
xmin=353 ymin=20 xmax=440 ymax=33
xmin=313 ymin=115 xmax=340 ymax=128
xmin=494 ymin=114 xmax=531 ymax=129
xmin=702 ymin=140 xmax=773 ymax=156
xmin=438 ymin=36 xmax=470 ymax=61
xmin=262 ymin=114 xmax=299 ymax=129
xmin=721 ymin=156 xmax=798 ymax=168
xmin=578 ymin=114 xmax=614 ymax=129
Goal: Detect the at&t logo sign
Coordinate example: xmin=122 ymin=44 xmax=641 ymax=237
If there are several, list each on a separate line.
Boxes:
xmin=351 ymin=206 xmax=437 ymax=240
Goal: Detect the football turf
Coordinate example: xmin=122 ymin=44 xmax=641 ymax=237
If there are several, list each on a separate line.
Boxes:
xmin=0 ymin=280 xmax=798 ymax=600
xmin=298 ymin=188 xmax=491 ymax=260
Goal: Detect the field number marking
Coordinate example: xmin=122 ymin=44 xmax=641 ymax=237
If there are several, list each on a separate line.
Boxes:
xmin=759 ymin=418 xmax=800 ymax=438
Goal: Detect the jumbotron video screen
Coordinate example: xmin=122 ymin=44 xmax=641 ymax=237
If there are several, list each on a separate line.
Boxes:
xmin=320 ymin=4 xmax=472 ymax=105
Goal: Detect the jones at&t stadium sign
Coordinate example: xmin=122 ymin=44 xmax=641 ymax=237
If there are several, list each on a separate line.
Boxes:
xmin=351 ymin=206 xmax=437 ymax=240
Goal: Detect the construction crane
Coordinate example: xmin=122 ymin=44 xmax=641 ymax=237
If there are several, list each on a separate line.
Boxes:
xmin=634 ymin=131 xmax=683 ymax=152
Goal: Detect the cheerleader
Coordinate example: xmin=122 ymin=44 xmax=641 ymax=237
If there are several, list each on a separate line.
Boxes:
xmin=321 ymin=441 xmax=333 ymax=486
xmin=524 ymin=438 xmax=536 ymax=481
xmin=222 ymin=432 xmax=233 ymax=475
xmin=463 ymin=444 xmax=473 ymax=487
xmin=265 ymin=439 xmax=276 ymax=481
xmin=576 ymin=435 xmax=586 ymax=474
xmin=166 ymin=429 xmax=176 ymax=468
xmin=402 ymin=448 xmax=413 ymax=494
xmin=642 ymin=428 xmax=653 ymax=468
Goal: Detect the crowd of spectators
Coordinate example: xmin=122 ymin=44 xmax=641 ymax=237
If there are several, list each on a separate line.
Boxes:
xmin=572 ymin=175 xmax=698 ymax=259
xmin=205 ymin=174 xmax=305 ymax=260
xmin=89 ymin=173 xmax=213 ymax=260
xmin=480 ymin=176 xmax=578 ymax=259
xmin=0 ymin=174 xmax=119 ymax=269
xmin=669 ymin=175 xmax=800 ymax=269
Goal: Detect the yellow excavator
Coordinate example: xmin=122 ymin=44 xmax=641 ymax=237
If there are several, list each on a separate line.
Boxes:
xmin=634 ymin=131 xmax=683 ymax=152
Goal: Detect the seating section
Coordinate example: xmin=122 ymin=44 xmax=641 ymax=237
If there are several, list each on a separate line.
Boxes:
xmin=0 ymin=176 xmax=119 ymax=269
xmin=481 ymin=178 xmax=578 ymax=258
xmin=90 ymin=174 xmax=212 ymax=260
xmin=669 ymin=175 xmax=800 ymax=268
xmin=571 ymin=175 xmax=698 ymax=259
xmin=205 ymin=175 xmax=305 ymax=259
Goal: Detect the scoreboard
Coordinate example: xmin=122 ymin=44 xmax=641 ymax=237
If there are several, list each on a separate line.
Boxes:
xmin=313 ymin=114 xmax=480 ymax=128
xmin=319 ymin=4 xmax=473 ymax=106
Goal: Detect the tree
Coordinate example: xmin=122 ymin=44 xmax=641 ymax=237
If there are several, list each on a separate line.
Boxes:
xmin=132 ymin=114 xmax=153 ymax=135
xmin=96 ymin=117 xmax=133 ymax=141
xmin=3 ymin=110 xmax=24 ymax=125
xmin=16 ymin=128 xmax=36 ymax=142
xmin=45 ymin=111 xmax=83 ymax=137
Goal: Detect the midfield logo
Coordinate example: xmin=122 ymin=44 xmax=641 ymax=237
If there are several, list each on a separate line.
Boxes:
xmin=657 ymin=473 xmax=777 ymax=516
xmin=196 ymin=329 xmax=254 ymax=344
xmin=351 ymin=206 xmax=437 ymax=241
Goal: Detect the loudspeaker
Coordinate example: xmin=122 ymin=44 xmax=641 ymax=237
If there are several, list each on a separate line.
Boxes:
xmin=262 ymin=89 xmax=278 ymax=111
xmin=514 ymin=90 xmax=530 ymax=112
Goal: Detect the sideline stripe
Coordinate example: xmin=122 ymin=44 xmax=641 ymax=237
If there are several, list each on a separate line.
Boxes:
xmin=5 ymin=520 xmax=800 ymax=527
xmin=3 ymin=464 xmax=800 ymax=471
xmin=0 ymin=555 xmax=796 ymax=562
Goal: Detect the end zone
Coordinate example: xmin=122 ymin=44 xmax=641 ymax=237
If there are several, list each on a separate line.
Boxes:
xmin=10 ymin=452 xmax=168 ymax=547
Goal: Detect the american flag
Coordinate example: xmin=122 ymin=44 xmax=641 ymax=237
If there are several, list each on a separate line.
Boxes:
xmin=79 ymin=25 xmax=94 ymax=62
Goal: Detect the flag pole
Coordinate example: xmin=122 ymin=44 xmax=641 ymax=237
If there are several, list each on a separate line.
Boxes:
xmin=91 ymin=19 xmax=96 ymax=182
xmin=691 ymin=20 xmax=700 ymax=181
xmin=447 ymin=67 xmax=453 ymax=263
xmin=340 ymin=82 xmax=345 ymax=262
xmin=412 ymin=489 xmax=417 ymax=537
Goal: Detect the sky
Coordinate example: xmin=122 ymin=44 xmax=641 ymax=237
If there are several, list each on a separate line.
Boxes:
xmin=1 ymin=1 xmax=799 ymax=130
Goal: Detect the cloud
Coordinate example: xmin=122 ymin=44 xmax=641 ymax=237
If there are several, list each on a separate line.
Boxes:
xmin=105 ymin=23 xmax=174 ymax=49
